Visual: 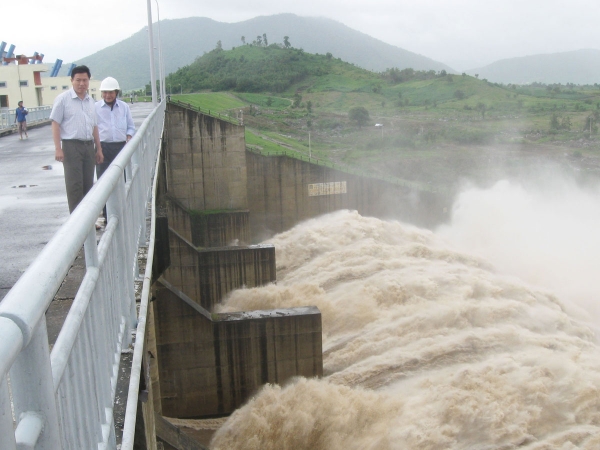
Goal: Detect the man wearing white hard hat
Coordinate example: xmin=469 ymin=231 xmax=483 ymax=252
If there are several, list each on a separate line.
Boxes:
xmin=95 ymin=76 xmax=135 ymax=224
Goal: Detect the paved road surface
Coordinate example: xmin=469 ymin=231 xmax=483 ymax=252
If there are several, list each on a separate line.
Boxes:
xmin=0 ymin=102 xmax=155 ymax=301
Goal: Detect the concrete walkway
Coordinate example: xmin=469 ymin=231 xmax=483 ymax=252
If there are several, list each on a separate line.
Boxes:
xmin=0 ymin=102 xmax=155 ymax=301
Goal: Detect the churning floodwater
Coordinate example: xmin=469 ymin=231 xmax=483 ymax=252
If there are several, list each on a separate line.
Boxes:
xmin=210 ymin=178 xmax=600 ymax=449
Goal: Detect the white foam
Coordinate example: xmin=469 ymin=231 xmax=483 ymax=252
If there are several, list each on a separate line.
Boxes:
xmin=211 ymin=180 xmax=600 ymax=449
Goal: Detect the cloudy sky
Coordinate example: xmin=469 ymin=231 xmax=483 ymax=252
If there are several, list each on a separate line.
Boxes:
xmin=3 ymin=0 xmax=598 ymax=71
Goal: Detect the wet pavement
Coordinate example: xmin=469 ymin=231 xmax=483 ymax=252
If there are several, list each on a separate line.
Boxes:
xmin=0 ymin=123 xmax=69 ymax=301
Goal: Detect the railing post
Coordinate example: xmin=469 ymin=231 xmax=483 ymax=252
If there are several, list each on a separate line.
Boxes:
xmin=84 ymin=224 xmax=99 ymax=269
xmin=10 ymin=318 xmax=62 ymax=449
xmin=133 ymin=138 xmax=148 ymax=254
xmin=107 ymin=177 xmax=136 ymax=347
xmin=128 ymin=144 xmax=142 ymax=287
xmin=1 ymin=374 xmax=17 ymax=450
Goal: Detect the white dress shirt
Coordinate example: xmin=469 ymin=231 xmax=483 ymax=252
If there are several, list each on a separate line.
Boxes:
xmin=95 ymin=99 xmax=135 ymax=143
xmin=50 ymin=88 xmax=97 ymax=140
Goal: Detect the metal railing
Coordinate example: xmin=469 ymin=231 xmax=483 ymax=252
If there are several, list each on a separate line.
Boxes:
xmin=0 ymin=101 xmax=166 ymax=449
xmin=120 ymin=117 xmax=162 ymax=450
xmin=0 ymin=106 xmax=52 ymax=131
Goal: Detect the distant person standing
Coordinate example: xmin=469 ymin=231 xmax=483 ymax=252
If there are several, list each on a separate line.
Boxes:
xmin=14 ymin=101 xmax=28 ymax=139
xmin=50 ymin=65 xmax=103 ymax=213
xmin=95 ymin=76 xmax=135 ymax=222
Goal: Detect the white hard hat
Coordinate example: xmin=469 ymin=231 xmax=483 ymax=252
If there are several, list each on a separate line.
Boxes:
xmin=100 ymin=77 xmax=120 ymax=92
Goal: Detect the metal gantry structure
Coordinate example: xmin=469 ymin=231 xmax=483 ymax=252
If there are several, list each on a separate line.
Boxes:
xmin=0 ymin=101 xmax=166 ymax=449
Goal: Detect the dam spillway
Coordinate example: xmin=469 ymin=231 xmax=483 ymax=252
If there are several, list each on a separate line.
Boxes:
xmin=142 ymin=101 xmax=451 ymax=447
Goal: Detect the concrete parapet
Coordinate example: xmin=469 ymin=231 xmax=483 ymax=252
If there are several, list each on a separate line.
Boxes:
xmin=164 ymin=228 xmax=276 ymax=311
xmin=152 ymin=278 xmax=323 ymax=418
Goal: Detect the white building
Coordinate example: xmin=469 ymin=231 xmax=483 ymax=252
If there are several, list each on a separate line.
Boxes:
xmin=0 ymin=61 xmax=101 ymax=108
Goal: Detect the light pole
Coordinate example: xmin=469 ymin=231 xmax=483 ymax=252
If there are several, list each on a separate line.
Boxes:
xmin=154 ymin=0 xmax=166 ymax=102
xmin=146 ymin=0 xmax=157 ymax=105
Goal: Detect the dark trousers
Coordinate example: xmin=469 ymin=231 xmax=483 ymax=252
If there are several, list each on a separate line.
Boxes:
xmin=96 ymin=141 xmax=126 ymax=219
xmin=62 ymin=140 xmax=96 ymax=213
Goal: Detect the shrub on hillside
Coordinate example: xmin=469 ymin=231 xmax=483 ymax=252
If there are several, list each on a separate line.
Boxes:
xmin=348 ymin=107 xmax=370 ymax=128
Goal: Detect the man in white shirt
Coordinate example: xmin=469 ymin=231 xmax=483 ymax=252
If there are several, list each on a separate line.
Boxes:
xmin=95 ymin=76 xmax=136 ymax=222
xmin=50 ymin=65 xmax=103 ymax=213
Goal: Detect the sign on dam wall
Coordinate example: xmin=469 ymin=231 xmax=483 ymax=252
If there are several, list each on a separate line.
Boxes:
xmin=308 ymin=181 xmax=348 ymax=197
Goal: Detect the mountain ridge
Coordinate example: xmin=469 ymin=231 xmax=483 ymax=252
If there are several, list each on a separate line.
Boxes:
xmin=67 ymin=14 xmax=600 ymax=90
xmin=466 ymin=48 xmax=600 ymax=85
xmin=72 ymin=14 xmax=454 ymax=90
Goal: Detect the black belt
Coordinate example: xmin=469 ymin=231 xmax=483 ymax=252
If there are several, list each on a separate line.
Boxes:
xmin=62 ymin=139 xmax=93 ymax=144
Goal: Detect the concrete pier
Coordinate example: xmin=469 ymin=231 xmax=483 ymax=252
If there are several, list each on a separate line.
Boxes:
xmin=163 ymin=104 xmax=247 ymax=212
xmin=151 ymin=279 xmax=322 ymax=418
xmin=164 ymin=227 xmax=276 ymax=311
xmin=166 ymin=197 xmax=250 ymax=248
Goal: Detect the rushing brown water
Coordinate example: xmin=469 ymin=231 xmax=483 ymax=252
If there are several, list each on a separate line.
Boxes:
xmin=211 ymin=179 xmax=600 ymax=449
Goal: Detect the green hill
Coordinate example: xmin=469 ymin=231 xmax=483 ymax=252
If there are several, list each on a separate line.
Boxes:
xmin=166 ymin=45 xmax=378 ymax=94
xmin=169 ymin=45 xmax=600 ymax=116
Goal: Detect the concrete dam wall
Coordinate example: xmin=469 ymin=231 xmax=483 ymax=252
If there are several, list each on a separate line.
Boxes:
xmin=246 ymin=151 xmax=449 ymax=240
xmin=149 ymin=104 xmax=323 ymax=425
